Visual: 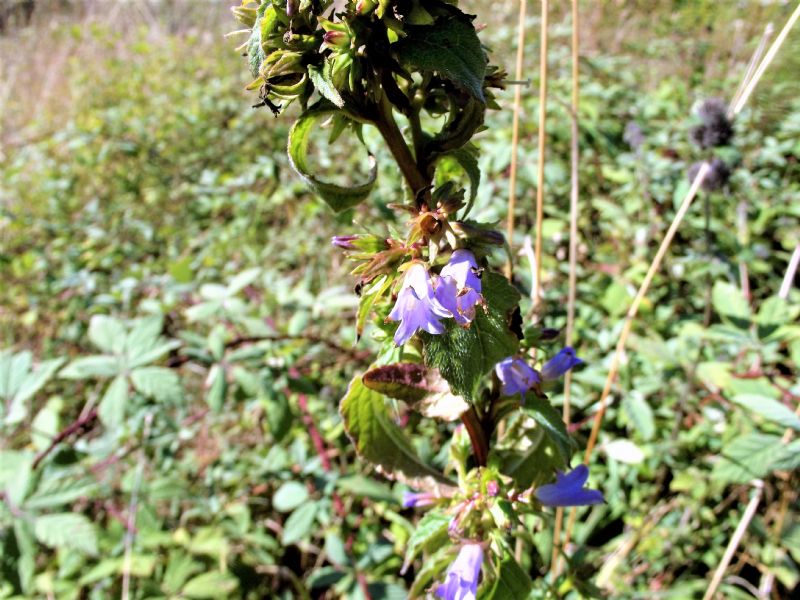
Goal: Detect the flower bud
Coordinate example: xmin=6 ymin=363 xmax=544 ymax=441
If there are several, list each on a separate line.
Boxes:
xmin=356 ymin=0 xmax=378 ymax=15
xmin=231 ymin=6 xmax=257 ymax=27
xmin=323 ymin=30 xmax=350 ymax=49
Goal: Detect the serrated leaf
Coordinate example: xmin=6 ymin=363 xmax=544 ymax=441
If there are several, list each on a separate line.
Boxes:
xmin=24 ymin=475 xmax=97 ymax=510
xmin=4 ymin=356 xmax=64 ymax=426
xmin=394 ymin=11 xmax=487 ymax=102
xmin=131 ymin=367 xmax=182 ymax=403
xmin=422 ymin=272 xmax=520 ymax=401
xmin=308 ymin=62 xmax=344 ymax=108
xmin=731 ymin=394 xmax=800 ymax=430
xmin=340 ymin=376 xmax=453 ymax=489
xmin=34 ymin=513 xmax=97 ymax=555
xmin=0 ymin=450 xmax=33 ymax=505
xmin=712 ymin=433 xmax=784 ymax=483
xmin=479 ymin=554 xmax=533 ymax=600
xmin=88 ymin=315 xmax=127 ymax=354
xmin=445 ymin=143 xmax=481 ymax=216
xmin=98 ymin=375 xmax=128 ymax=428
xmin=282 ymin=501 xmax=318 ymax=545
xmin=402 ymin=511 xmax=450 ymax=572
xmin=288 ymin=104 xmax=377 ymax=212
xmin=622 ymin=391 xmax=655 ymax=441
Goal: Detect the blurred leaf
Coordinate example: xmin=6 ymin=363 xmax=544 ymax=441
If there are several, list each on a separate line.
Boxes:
xmin=731 ymin=394 xmax=800 ymax=430
xmin=525 ymin=397 xmax=574 ymax=465
xmin=182 ymin=571 xmax=239 ymax=599
xmin=60 ymin=355 xmax=121 ymax=379
xmin=272 ymin=481 xmax=309 ymax=513
xmin=712 ymin=281 xmax=751 ymax=328
xmin=98 ymin=375 xmax=128 ymax=428
xmin=712 ymin=433 xmax=785 ymax=483
xmin=622 ymin=391 xmax=655 ymax=441
xmin=88 ymin=315 xmax=126 ymax=354
xmin=282 ymin=501 xmax=319 ymax=545
xmin=403 ymin=511 xmax=450 ymax=571
xmin=131 ymin=366 xmax=182 ymax=402
xmin=479 ymin=553 xmax=532 ymax=599
xmin=34 ymin=513 xmax=97 ymax=555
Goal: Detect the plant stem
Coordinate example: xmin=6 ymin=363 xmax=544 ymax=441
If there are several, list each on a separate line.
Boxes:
xmin=460 ymin=406 xmax=489 ymax=467
xmin=374 ymin=93 xmax=430 ymax=205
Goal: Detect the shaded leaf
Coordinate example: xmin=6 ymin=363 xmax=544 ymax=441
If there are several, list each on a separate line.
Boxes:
xmin=34 ymin=513 xmax=97 ymax=555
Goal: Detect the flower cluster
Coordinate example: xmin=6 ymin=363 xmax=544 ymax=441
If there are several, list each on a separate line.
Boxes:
xmin=387 ymin=250 xmax=484 ymax=346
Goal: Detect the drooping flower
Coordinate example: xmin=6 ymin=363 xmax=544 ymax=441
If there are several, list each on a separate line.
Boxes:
xmin=495 ymin=357 xmax=540 ymax=398
xmin=540 ymin=347 xmax=583 ymax=381
xmin=402 ymin=490 xmax=436 ymax=509
xmin=435 ymin=249 xmax=483 ymax=326
xmin=534 ymin=464 xmax=604 ymax=507
xmin=435 ymin=543 xmax=483 ymax=600
xmin=387 ymin=263 xmax=451 ymax=346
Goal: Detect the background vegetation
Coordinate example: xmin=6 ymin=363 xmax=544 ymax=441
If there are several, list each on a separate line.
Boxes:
xmin=1 ymin=1 xmax=798 ymax=598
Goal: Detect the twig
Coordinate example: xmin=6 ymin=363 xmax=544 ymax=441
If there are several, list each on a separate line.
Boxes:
xmin=552 ymin=0 xmax=580 ymax=574
xmin=703 ymin=480 xmax=764 ymax=600
xmin=778 ymin=243 xmax=800 ymax=299
xmin=532 ymin=0 xmax=549 ymax=311
xmin=32 ymin=408 xmax=98 ymax=469
xmin=504 ymin=0 xmax=528 ymax=279
xmin=121 ymin=412 xmax=153 ymax=600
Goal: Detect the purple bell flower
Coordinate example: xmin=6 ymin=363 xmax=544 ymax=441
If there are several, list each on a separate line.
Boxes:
xmin=435 ymin=250 xmax=483 ymax=326
xmin=331 ymin=235 xmax=357 ymax=249
xmin=387 ymin=263 xmax=451 ymax=346
xmin=534 ymin=464 xmax=604 ymax=507
xmin=540 ymin=347 xmax=584 ymax=381
xmin=402 ymin=490 xmax=436 ymax=509
xmin=435 ymin=543 xmax=483 ymax=600
xmin=494 ymin=357 xmax=540 ymax=397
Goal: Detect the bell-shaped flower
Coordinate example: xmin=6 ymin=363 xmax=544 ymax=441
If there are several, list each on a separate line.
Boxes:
xmin=387 ymin=263 xmax=451 ymax=346
xmin=495 ymin=357 xmax=540 ymax=398
xmin=534 ymin=464 xmax=604 ymax=507
xmin=435 ymin=250 xmax=483 ymax=326
xmin=540 ymin=347 xmax=584 ymax=381
xmin=435 ymin=543 xmax=483 ymax=600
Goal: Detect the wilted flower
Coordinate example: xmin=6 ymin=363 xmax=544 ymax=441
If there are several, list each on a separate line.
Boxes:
xmin=688 ymin=157 xmax=731 ymax=191
xmin=495 ymin=357 xmax=540 ymax=397
xmin=435 ymin=543 xmax=483 ymax=600
xmin=689 ymin=97 xmax=733 ymax=149
xmin=435 ymin=250 xmax=483 ymax=325
xmin=534 ymin=464 xmax=604 ymax=507
xmin=387 ymin=263 xmax=451 ymax=346
xmin=402 ymin=490 xmax=436 ymax=509
xmin=540 ymin=347 xmax=583 ymax=381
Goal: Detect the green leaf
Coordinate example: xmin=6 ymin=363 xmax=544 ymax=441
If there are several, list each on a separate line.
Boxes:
xmin=525 ymin=397 xmax=574 ymax=465
xmin=308 ymin=62 xmax=345 ymax=108
xmin=403 ymin=511 xmax=450 ymax=571
xmin=731 ymin=394 xmax=800 ymax=430
xmin=622 ymin=391 xmax=655 ymax=441
xmin=182 ymin=571 xmax=240 ymax=599
xmin=34 ymin=513 xmax=98 ymax=555
xmin=31 ymin=398 xmax=62 ymax=451
xmin=356 ymin=275 xmax=393 ymax=339
xmin=60 ymin=355 xmax=121 ymax=379
xmin=444 ymin=143 xmax=481 ymax=216
xmin=335 ymin=475 xmax=396 ymax=503
xmin=272 ymin=481 xmax=309 ymax=513
xmin=423 ymin=272 xmax=520 ymax=401
xmin=288 ymin=104 xmax=377 ymax=212
xmin=340 ymin=376 xmax=453 ymax=488
xmin=712 ymin=281 xmax=751 ymax=328
xmin=0 ymin=450 xmax=33 ymax=505
xmin=3 ymin=356 xmax=64 ymax=426
xmin=503 ymin=426 xmax=566 ymax=488
xmin=88 ymin=315 xmax=127 ymax=354
xmin=282 ymin=501 xmax=318 ymax=545
xmin=394 ymin=11 xmax=487 ymax=102
xmin=479 ymin=554 xmax=533 ymax=600
xmin=98 ymin=375 xmax=129 ymax=428
xmin=712 ymin=433 xmax=784 ymax=483
xmin=25 ymin=474 xmax=97 ymax=510
xmin=206 ymin=365 xmax=227 ymax=413
xmin=13 ymin=519 xmax=36 ymax=593
xmin=131 ymin=366 xmax=182 ymax=402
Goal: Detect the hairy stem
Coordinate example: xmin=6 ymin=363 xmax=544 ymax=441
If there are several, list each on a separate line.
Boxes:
xmin=460 ymin=406 xmax=489 ymax=467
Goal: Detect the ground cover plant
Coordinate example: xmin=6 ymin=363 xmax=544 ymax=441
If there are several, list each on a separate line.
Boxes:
xmin=0 ymin=1 xmax=798 ymax=598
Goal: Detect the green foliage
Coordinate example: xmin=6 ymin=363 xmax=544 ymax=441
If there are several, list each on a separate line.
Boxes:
xmin=422 ymin=272 xmax=520 ymax=401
